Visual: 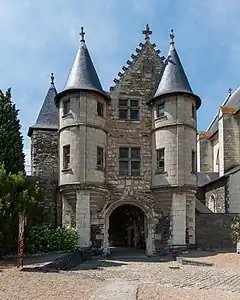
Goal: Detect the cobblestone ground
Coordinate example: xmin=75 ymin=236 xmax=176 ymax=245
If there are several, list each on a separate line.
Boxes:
xmin=1 ymin=250 xmax=240 ymax=299
xmin=69 ymin=249 xmax=240 ymax=299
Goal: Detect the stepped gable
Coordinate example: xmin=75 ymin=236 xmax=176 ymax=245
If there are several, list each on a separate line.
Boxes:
xmin=110 ymin=24 xmax=165 ymax=99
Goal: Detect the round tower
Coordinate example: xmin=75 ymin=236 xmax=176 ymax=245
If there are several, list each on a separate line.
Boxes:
xmin=149 ymin=30 xmax=201 ymax=248
xmin=55 ymin=27 xmax=109 ymax=249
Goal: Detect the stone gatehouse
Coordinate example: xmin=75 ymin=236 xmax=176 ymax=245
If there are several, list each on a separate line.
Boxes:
xmin=28 ymin=25 xmax=201 ymax=255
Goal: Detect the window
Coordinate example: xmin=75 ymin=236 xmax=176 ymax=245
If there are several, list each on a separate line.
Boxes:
xmin=156 ymin=102 xmax=165 ymax=118
xmin=156 ymin=148 xmax=165 ymax=172
xmin=118 ymin=99 xmax=139 ymax=120
xmin=97 ymin=102 xmax=104 ymax=117
xmin=216 ymin=149 xmax=219 ymax=165
xmin=119 ymin=147 xmax=140 ymax=176
xmin=97 ymin=147 xmax=104 ymax=168
xmin=192 ymin=103 xmax=196 ymax=119
xmin=63 ymin=145 xmax=70 ymax=169
xmin=63 ymin=99 xmax=70 ymax=115
xmin=191 ymin=150 xmax=196 ymax=173
xmin=209 ymin=194 xmax=216 ymax=212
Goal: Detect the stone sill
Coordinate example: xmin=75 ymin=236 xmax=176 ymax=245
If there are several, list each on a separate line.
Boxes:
xmin=155 ymin=170 xmax=167 ymax=175
xmin=62 ymin=112 xmax=73 ymax=118
xmin=155 ymin=115 xmax=167 ymax=121
xmin=96 ymin=166 xmax=104 ymax=172
xmin=118 ymin=176 xmax=141 ymax=180
xmin=61 ymin=168 xmax=72 ymax=173
xmin=118 ymin=120 xmax=140 ymax=123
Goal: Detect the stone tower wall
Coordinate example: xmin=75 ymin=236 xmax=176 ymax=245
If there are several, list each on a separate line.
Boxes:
xmin=31 ymin=129 xmax=59 ymax=224
xmin=59 ymin=91 xmax=107 ymax=186
xmin=152 ymin=95 xmax=197 ymax=188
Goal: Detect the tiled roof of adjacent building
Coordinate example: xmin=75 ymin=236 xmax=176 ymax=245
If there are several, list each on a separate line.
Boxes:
xmin=152 ymin=30 xmax=201 ymax=109
xmin=197 ymin=172 xmax=219 ymax=187
xmin=28 ymin=75 xmax=58 ymax=137
xmin=55 ymin=27 xmax=108 ymax=104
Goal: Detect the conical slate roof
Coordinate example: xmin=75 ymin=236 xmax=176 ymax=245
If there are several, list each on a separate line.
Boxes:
xmin=28 ymin=75 xmax=58 ymax=137
xmin=153 ymin=30 xmax=201 ymax=109
xmin=55 ymin=29 xmax=108 ymax=104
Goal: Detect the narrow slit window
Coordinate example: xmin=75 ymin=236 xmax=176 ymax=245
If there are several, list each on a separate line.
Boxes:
xmin=63 ymin=145 xmax=70 ymax=169
xmin=63 ymin=99 xmax=70 ymax=115
xmin=157 ymin=148 xmax=165 ymax=172
xmin=97 ymin=102 xmax=104 ymax=117
xmin=97 ymin=147 xmax=104 ymax=168
xmin=192 ymin=150 xmax=196 ymax=173
xmin=156 ymin=102 xmax=165 ymax=118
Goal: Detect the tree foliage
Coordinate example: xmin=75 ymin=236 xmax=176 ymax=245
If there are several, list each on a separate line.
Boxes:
xmin=0 ymin=88 xmax=25 ymax=174
xmin=0 ymin=164 xmax=43 ymax=257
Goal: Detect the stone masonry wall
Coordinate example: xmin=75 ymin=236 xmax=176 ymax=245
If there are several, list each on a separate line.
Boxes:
xmin=199 ymin=177 xmax=227 ymax=213
xmin=107 ymin=41 xmax=164 ymax=195
xmin=196 ymin=214 xmax=235 ymax=249
xmin=221 ymin=114 xmax=240 ymax=173
xmin=31 ymin=129 xmax=59 ymax=225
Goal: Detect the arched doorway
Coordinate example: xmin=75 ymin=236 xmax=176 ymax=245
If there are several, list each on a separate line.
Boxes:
xmin=108 ymin=204 xmax=146 ymax=249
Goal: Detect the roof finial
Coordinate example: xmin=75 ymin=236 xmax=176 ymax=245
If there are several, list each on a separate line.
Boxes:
xmin=228 ymin=88 xmax=232 ymax=95
xmin=142 ymin=24 xmax=152 ymax=41
xmin=170 ymin=29 xmax=175 ymax=44
xmin=80 ymin=26 xmax=85 ymax=42
xmin=51 ymin=73 xmax=54 ymax=85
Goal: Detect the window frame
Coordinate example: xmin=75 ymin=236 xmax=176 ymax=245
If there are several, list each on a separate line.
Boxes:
xmin=192 ymin=102 xmax=196 ymax=119
xmin=96 ymin=146 xmax=104 ymax=169
xmin=63 ymin=145 xmax=70 ymax=170
xmin=191 ymin=150 xmax=196 ymax=173
xmin=119 ymin=147 xmax=141 ymax=176
xmin=63 ymin=99 xmax=70 ymax=115
xmin=156 ymin=102 xmax=165 ymax=118
xmin=97 ymin=101 xmax=104 ymax=117
xmin=118 ymin=99 xmax=140 ymax=121
xmin=156 ymin=148 xmax=165 ymax=173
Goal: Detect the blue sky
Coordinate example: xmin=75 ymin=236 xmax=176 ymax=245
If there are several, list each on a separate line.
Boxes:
xmin=0 ymin=0 xmax=240 ymax=168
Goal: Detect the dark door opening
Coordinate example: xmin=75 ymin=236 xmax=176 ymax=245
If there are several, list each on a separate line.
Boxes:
xmin=109 ymin=204 xmax=145 ymax=249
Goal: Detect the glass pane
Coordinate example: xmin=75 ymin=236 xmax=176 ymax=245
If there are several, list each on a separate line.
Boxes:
xmin=97 ymin=102 xmax=103 ymax=116
xmin=63 ymin=100 xmax=70 ymax=115
xmin=157 ymin=103 xmax=165 ymax=117
xmin=131 ymin=161 xmax=140 ymax=176
xmin=97 ymin=147 xmax=103 ymax=166
xmin=130 ymin=109 xmax=139 ymax=120
xmin=119 ymin=147 xmax=129 ymax=159
xmin=119 ymin=99 xmax=128 ymax=107
xmin=119 ymin=109 xmax=128 ymax=120
xmin=119 ymin=161 xmax=128 ymax=175
xmin=131 ymin=148 xmax=140 ymax=159
xmin=130 ymin=100 xmax=138 ymax=107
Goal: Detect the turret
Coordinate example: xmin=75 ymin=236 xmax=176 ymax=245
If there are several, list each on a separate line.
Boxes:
xmin=28 ymin=74 xmax=59 ymax=224
xmin=149 ymin=30 xmax=201 ymax=247
xmin=55 ymin=27 xmax=109 ymax=248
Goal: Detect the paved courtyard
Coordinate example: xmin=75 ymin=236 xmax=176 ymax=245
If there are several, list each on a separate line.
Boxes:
xmin=1 ymin=249 xmax=240 ymax=299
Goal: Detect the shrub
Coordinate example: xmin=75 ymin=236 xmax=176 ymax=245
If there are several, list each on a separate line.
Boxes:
xmin=231 ymin=216 xmax=240 ymax=244
xmin=25 ymin=226 xmax=77 ymax=253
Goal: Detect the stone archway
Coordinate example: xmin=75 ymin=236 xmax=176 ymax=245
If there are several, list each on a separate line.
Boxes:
xmin=109 ymin=204 xmax=145 ymax=248
xmin=102 ymin=199 xmax=155 ymax=256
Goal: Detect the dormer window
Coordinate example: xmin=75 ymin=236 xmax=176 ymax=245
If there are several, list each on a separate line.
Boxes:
xmin=63 ymin=99 xmax=70 ymax=115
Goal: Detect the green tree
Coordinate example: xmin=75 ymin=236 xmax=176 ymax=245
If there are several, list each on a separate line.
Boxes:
xmin=0 ymin=88 xmax=25 ymax=174
xmin=0 ymin=163 xmax=43 ymax=257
